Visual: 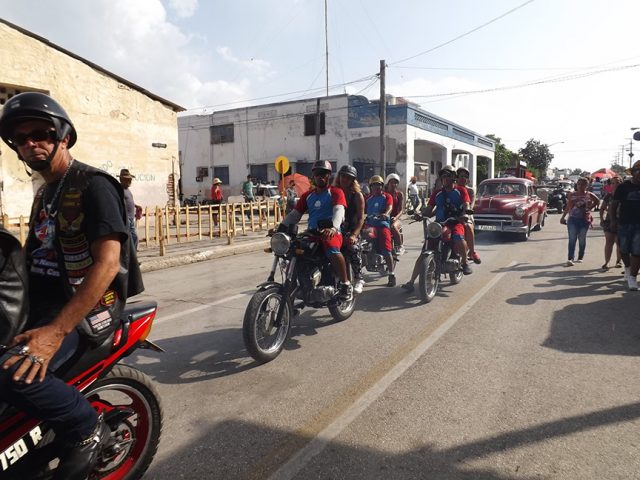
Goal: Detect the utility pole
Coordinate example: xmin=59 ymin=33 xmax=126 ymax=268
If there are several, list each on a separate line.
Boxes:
xmin=629 ymin=138 xmax=634 ymax=168
xmin=325 ymin=0 xmax=329 ymax=97
xmin=315 ymin=98 xmax=321 ymax=162
xmin=379 ymin=59 xmax=386 ymax=177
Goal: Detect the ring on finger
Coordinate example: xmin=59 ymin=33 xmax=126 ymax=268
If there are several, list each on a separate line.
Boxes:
xmin=27 ymin=354 xmax=43 ymax=365
xmin=17 ymin=345 xmax=30 ymax=357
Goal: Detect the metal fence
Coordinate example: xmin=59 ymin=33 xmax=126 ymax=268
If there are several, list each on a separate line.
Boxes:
xmin=1 ymin=198 xmax=283 ymax=256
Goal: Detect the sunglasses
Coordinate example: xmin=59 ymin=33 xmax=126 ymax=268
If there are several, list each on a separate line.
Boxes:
xmin=371 ymin=182 xmax=383 ymax=187
xmin=312 ymin=170 xmax=330 ymax=177
xmin=11 ymin=129 xmax=57 ymax=147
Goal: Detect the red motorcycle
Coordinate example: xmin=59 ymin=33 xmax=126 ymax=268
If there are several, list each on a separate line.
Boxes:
xmin=0 ymin=301 xmax=163 ymax=480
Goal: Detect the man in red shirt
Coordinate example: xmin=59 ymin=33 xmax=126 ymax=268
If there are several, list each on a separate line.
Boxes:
xmin=281 ymin=160 xmax=352 ymax=300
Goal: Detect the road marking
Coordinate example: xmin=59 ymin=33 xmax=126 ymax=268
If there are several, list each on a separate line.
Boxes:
xmin=268 ymin=261 xmax=517 ymax=480
xmin=156 ymin=293 xmax=249 ymax=324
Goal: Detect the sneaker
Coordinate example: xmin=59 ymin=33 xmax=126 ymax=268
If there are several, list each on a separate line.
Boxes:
xmin=353 ymin=278 xmax=365 ymax=294
xmin=401 ymin=282 xmax=415 ymax=292
xmin=387 ymin=275 xmax=397 ymax=287
xmin=397 ymin=246 xmax=406 ymax=255
xmin=54 ymin=414 xmax=111 ymax=480
xmin=624 ymin=267 xmax=630 ymax=281
xmin=338 ymin=282 xmax=353 ymax=302
xmin=601 ymin=264 xmax=610 ymax=272
xmin=615 ymin=261 xmax=623 ymax=268
xmin=566 ymin=260 xmax=575 ymax=267
xmin=471 ymin=251 xmax=482 ymax=264
xmin=628 ymin=276 xmax=639 ymax=291
xmin=462 ymin=264 xmax=473 ymax=275
xmin=575 ymin=258 xmax=583 ymax=263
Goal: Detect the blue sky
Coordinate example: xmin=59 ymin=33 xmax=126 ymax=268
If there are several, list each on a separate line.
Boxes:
xmin=2 ymin=0 xmax=640 ymax=172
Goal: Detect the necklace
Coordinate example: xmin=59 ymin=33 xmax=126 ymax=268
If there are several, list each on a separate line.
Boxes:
xmin=43 ymin=159 xmax=75 ymax=218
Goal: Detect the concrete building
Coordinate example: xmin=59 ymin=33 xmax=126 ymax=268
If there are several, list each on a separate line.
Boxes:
xmin=178 ymin=94 xmax=495 ymax=201
xmin=0 ymin=19 xmax=184 ymax=218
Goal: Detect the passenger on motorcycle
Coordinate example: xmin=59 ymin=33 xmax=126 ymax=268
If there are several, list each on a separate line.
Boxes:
xmin=280 ymin=160 xmax=353 ymax=301
xmin=456 ymin=166 xmax=481 ymax=264
xmin=335 ymin=165 xmax=366 ymax=294
xmin=365 ymin=175 xmax=397 ymax=286
xmin=0 ymin=92 xmax=143 ymax=480
xmin=385 ymin=173 xmax=405 ymax=255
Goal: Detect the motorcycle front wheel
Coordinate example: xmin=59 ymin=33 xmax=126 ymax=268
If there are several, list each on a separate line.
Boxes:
xmin=87 ymin=365 xmax=163 ymax=480
xmin=449 ymin=268 xmax=464 ymax=285
xmin=243 ymin=286 xmax=291 ymax=364
xmin=418 ymin=254 xmax=438 ymax=303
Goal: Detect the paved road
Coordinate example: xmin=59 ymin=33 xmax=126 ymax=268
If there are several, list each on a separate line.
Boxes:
xmin=129 ymin=217 xmax=640 ymax=479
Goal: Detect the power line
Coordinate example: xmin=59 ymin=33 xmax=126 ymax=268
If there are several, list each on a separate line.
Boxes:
xmin=389 ymin=0 xmax=536 ymax=66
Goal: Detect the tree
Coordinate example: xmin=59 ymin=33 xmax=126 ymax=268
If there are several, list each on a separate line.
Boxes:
xmin=484 ymin=134 xmax=516 ymax=177
xmin=519 ymin=139 xmax=554 ymax=176
xmin=611 ymin=163 xmax=625 ymax=175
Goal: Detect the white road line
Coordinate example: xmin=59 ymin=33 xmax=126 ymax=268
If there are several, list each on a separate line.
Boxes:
xmin=269 ymin=261 xmax=517 ymax=480
xmin=156 ymin=293 xmax=249 ymax=324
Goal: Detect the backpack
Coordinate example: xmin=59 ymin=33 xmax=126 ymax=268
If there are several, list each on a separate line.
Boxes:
xmin=0 ymin=227 xmax=28 ymax=347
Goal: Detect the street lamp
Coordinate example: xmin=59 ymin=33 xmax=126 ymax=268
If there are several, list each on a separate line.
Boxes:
xmin=548 ymin=141 xmax=565 ymax=148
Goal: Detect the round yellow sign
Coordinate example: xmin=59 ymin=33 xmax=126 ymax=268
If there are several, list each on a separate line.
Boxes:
xmin=275 ymin=155 xmax=290 ymax=174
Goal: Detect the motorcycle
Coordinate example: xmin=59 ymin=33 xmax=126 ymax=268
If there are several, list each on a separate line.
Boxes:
xmin=0 ymin=301 xmax=163 ymax=480
xmin=243 ymin=222 xmax=357 ymax=364
xmin=411 ymin=212 xmax=468 ymax=303
xmin=547 ymin=187 xmax=567 ymax=214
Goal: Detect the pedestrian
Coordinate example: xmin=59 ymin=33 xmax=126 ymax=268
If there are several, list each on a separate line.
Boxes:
xmin=560 ymin=177 xmax=600 ymax=266
xmin=117 ymin=168 xmax=141 ymax=250
xmin=285 ymin=180 xmax=297 ymax=214
xmin=242 ymin=174 xmax=254 ymax=203
xmin=407 ymin=176 xmax=419 ymax=212
xmin=0 ymin=91 xmax=143 ymax=479
xmin=211 ymin=177 xmax=223 ymax=226
xmin=599 ymin=176 xmax=622 ymax=271
xmin=609 ymin=161 xmax=640 ymax=290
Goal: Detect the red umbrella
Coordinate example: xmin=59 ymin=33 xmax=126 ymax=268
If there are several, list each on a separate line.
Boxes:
xmin=282 ymin=173 xmax=311 ymax=196
xmin=592 ymin=168 xmax=615 ymax=179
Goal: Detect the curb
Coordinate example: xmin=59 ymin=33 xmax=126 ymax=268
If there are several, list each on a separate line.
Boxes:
xmin=139 ymin=238 xmax=269 ymax=273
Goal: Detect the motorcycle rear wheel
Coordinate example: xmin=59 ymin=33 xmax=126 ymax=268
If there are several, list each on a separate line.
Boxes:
xmin=449 ymin=267 xmax=463 ymax=285
xmin=243 ymin=286 xmax=291 ymax=364
xmin=418 ymin=254 xmax=438 ymax=303
xmin=87 ymin=365 xmax=163 ymax=480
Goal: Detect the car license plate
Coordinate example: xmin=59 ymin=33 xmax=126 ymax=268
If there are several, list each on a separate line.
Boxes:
xmin=477 ymin=225 xmax=498 ymax=231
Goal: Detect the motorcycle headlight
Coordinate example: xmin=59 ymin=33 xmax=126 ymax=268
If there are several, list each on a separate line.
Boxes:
xmin=270 ymin=232 xmax=291 ymax=255
xmin=514 ymin=205 xmax=525 ymax=217
xmin=427 ymin=222 xmax=443 ymax=238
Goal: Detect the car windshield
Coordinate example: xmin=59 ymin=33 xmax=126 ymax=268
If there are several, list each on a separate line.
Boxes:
xmin=478 ymin=182 xmax=526 ymax=197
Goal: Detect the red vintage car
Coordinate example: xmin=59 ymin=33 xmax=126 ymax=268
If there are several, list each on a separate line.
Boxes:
xmin=473 ymin=177 xmax=547 ymax=241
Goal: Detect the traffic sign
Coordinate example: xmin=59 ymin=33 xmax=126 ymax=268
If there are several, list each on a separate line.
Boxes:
xmin=275 ymin=156 xmax=289 ymax=174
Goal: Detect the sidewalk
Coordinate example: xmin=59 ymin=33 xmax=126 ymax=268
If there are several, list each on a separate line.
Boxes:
xmin=137 ymin=230 xmax=270 ymax=273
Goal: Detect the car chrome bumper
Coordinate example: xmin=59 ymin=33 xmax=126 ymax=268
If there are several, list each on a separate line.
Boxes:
xmin=474 ymin=222 xmax=528 ymax=233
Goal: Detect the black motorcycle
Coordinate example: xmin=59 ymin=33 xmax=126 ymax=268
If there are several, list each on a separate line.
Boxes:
xmin=411 ymin=212 xmax=468 ymax=303
xmin=547 ymin=187 xmax=567 ymax=214
xmin=243 ymin=223 xmax=356 ymax=364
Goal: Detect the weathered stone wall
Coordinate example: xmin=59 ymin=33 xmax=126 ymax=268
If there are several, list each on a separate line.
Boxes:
xmin=0 ymin=22 xmax=180 ymax=218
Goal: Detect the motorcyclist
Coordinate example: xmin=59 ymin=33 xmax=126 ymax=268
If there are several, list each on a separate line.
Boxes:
xmin=0 ymin=92 xmax=142 ymax=479
xmin=402 ymin=166 xmax=472 ymax=292
xmin=385 ymin=173 xmax=405 ymax=255
xmin=335 ymin=165 xmax=366 ymax=294
xmin=456 ymin=166 xmax=481 ymax=264
xmin=365 ymin=175 xmax=396 ymax=286
xmin=279 ymin=160 xmax=353 ymax=301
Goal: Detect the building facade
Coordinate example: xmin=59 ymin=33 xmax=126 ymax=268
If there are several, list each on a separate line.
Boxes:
xmin=179 ymin=94 xmax=495 ymax=200
xmin=0 ymin=19 xmax=184 ymax=218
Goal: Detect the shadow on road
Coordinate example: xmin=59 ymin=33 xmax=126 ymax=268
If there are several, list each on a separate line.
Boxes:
xmin=145 ymin=400 xmax=640 ymax=479
xmin=543 ymin=292 xmax=640 ymax=356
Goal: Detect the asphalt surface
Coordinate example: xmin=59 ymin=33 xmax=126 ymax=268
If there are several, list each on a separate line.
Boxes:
xmin=128 ymin=216 xmax=639 ymax=480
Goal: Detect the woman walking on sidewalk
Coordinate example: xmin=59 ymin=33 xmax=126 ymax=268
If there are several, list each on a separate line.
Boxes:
xmin=599 ymin=176 xmax=622 ymax=271
xmin=560 ymin=177 xmax=600 ymax=266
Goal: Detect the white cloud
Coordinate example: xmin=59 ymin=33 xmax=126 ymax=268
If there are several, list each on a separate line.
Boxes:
xmin=216 ymin=46 xmax=275 ymax=80
xmin=168 ymin=0 xmax=198 ymax=18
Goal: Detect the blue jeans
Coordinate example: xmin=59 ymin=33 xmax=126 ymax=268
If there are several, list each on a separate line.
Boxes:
xmin=567 ymin=217 xmax=589 ymax=261
xmin=0 ymin=310 xmax=97 ymax=443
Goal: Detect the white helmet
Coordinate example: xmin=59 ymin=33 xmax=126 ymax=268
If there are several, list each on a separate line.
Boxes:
xmin=385 ymin=173 xmax=400 ymax=184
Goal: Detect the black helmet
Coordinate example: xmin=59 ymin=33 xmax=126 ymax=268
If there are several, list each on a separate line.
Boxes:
xmin=438 ymin=165 xmax=457 ymax=177
xmin=456 ymin=166 xmax=470 ymax=176
xmin=312 ymin=160 xmax=332 ymax=174
xmin=338 ymin=164 xmax=357 ymax=178
xmin=0 ymin=92 xmax=77 ymax=151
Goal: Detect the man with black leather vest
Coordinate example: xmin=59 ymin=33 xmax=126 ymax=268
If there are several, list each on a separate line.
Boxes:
xmin=0 ymin=92 xmax=142 ymax=479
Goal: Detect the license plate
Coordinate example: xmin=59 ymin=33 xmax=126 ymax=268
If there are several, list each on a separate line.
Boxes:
xmin=476 ymin=225 xmax=498 ymax=231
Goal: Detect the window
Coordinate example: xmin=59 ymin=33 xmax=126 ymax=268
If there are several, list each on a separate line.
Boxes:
xmin=213 ymin=166 xmax=230 ymax=185
xmin=250 ymin=164 xmax=268 ymax=184
xmin=296 ymin=162 xmax=313 ymax=178
xmin=210 ymin=123 xmax=234 ymax=144
xmin=304 ymin=113 xmax=326 ymax=136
